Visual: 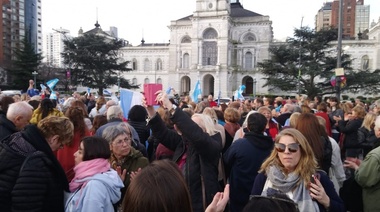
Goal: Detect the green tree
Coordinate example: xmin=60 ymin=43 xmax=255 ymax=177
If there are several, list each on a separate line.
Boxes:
xmin=62 ymin=34 xmax=136 ymax=94
xmin=10 ymin=36 xmax=43 ymax=90
xmin=258 ymin=27 xmax=380 ymax=98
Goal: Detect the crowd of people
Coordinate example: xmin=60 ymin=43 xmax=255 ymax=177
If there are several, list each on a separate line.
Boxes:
xmin=0 ymin=81 xmax=380 ymax=212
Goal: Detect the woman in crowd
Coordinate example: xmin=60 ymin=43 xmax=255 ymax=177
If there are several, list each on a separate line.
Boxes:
xmin=223 ymin=107 xmax=241 ymax=152
xmin=122 ymin=159 xmax=229 ymax=212
xmin=315 ymin=102 xmax=332 ymax=137
xmin=144 ymin=91 xmax=222 ymax=211
xmin=90 ymin=115 xmax=108 ymax=135
xmin=70 ymin=100 xmax=93 ymax=130
xmin=102 ymin=125 xmax=149 ymax=210
xmin=258 ymin=106 xmax=279 ymax=140
xmin=357 ymin=112 xmax=378 ymax=157
xmin=127 ymin=105 xmax=150 ymax=148
xmin=30 ymin=98 xmax=64 ymax=124
xmin=89 ymin=96 xmax=107 ymax=118
xmin=295 ymin=113 xmax=332 ymax=174
xmin=252 ymin=128 xmax=345 ymax=212
xmin=65 ymin=136 xmax=124 ymax=212
xmin=147 ymin=106 xmax=174 ymax=161
xmin=0 ymin=116 xmax=74 ymax=211
xmin=334 ymin=105 xmax=366 ymax=158
xmin=57 ymin=106 xmax=91 ymax=181
xmin=328 ymin=97 xmax=344 ymax=143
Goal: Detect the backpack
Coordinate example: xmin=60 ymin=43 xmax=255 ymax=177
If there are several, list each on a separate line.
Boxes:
xmin=339 ymin=176 xmax=363 ymax=211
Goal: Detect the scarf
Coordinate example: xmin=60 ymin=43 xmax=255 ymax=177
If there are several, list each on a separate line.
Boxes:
xmin=262 ymin=165 xmax=320 ymax=212
xmin=69 ymin=158 xmax=110 ymax=192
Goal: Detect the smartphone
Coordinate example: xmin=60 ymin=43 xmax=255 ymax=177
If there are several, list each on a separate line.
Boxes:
xmin=310 ymin=173 xmax=320 ymax=184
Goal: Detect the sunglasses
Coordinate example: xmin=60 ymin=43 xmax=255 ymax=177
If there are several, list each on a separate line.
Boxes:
xmin=275 ymin=143 xmax=300 ymax=153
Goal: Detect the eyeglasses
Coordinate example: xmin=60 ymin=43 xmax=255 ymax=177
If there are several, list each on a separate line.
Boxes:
xmin=275 ymin=143 xmax=300 ymax=153
xmin=113 ymin=137 xmax=132 ymax=147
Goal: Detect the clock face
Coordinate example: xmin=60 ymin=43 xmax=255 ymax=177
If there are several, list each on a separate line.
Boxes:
xmin=208 ymin=3 xmax=213 ymax=9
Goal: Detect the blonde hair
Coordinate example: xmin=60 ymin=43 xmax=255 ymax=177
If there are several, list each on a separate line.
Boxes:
xmin=38 ymin=116 xmax=74 ymax=145
xmin=191 ymin=113 xmax=218 ymax=136
xmin=361 ymin=112 xmax=377 ymax=131
xmin=289 ymin=112 xmax=301 ymax=128
xmin=259 ymin=128 xmax=318 ymax=186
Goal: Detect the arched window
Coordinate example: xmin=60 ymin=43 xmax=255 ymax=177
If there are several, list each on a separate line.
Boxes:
xmin=156 ymin=58 xmax=162 ymax=71
xmin=181 ymin=36 xmax=191 ymax=43
xmin=202 ymin=28 xmax=218 ymax=66
xmin=243 ymin=33 xmax=256 ymax=42
xmin=183 ymin=53 xmax=190 ymax=69
xmin=132 ymin=59 xmax=138 ymax=70
xmin=361 ymin=55 xmax=369 ymax=70
xmin=132 ymin=78 xmax=137 ymax=85
xmin=157 ymin=78 xmax=162 ymax=84
xmin=244 ymin=52 xmax=253 ymax=70
xmin=144 ymin=58 xmax=150 ymax=72
xmin=144 ymin=78 xmax=150 ymax=84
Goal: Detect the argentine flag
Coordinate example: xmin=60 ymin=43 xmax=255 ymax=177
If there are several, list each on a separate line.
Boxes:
xmin=120 ymin=89 xmax=143 ymax=119
xmin=46 ymin=78 xmax=59 ymax=90
xmin=234 ymin=85 xmax=246 ymax=101
xmin=191 ymin=80 xmax=202 ymax=103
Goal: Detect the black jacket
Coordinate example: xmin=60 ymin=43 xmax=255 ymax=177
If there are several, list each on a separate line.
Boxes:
xmin=337 ymin=118 xmax=363 ymax=149
xmin=223 ymin=131 xmax=274 ymax=212
xmin=357 ymin=127 xmax=380 ymax=157
xmin=0 ymin=114 xmax=17 ymax=141
xmin=0 ymin=125 xmax=69 ymax=212
xmin=149 ymin=108 xmax=222 ymax=212
xmin=128 ymin=120 xmax=150 ymax=147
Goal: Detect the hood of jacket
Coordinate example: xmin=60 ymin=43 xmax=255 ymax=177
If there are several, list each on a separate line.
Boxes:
xmin=76 ymin=169 xmax=124 ymax=203
xmin=243 ymin=131 xmax=274 ymax=150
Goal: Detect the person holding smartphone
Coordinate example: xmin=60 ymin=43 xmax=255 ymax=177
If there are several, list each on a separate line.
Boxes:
xmin=251 ymin=128 xmax=345 ymax=212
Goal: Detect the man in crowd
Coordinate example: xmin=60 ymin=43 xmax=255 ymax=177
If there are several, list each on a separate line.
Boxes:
xmin=0 ymin=102 xmax=33 ymax=140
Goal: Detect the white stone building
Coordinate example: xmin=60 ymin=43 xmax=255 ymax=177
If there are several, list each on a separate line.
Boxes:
xmin=118 ymin=0 xmax=273 ymax=98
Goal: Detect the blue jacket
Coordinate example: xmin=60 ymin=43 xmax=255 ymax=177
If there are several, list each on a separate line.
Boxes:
xmin=65 ymin=169 xmax=124 ymax=212
xmin=252 ymin=170 xmax=345 ymax=212
xmin=223 ymin=131 xmax=273 ymax=212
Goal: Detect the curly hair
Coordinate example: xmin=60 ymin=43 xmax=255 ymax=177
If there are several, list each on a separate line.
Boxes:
xmin=38 ymin=116 xmax=74 ymax=146
xmin=65 ymin=106 xmax=86 ymax=138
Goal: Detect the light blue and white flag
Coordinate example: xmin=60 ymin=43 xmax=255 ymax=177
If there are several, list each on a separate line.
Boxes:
xmin=166 ymin=86 xmax=172 ymax=94
xmin=191 ymin=80 xmax=202 ymax=103
xmin=46 ymin=78 xmax=59 ymax=90
xmin=103 ymin=89 xmax=112 ymax=96
xmin=120 ymin=89 xmax=143 ymax=119
xmin=40 ymin=84 xmax=47 ymax=91
xmin=87 ymin=88 xmax=91 ymax=95
xmin=234 ymin=85 xmax=246 ymax=101
xmin=50 ymin=91 xmax=57 ymax=100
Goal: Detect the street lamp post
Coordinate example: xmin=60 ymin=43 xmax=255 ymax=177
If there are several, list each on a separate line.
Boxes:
xmin=336 ymin=0 xmax=343 ymax=102
xmin=253 ymin=77 xmax=257 ymax=99
xmin=32 ymin=71 xmax=38 ymax=89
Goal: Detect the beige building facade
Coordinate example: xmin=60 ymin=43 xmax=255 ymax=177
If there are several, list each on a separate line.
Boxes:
xmin=118 ymin=0 xmax=273 ymax=98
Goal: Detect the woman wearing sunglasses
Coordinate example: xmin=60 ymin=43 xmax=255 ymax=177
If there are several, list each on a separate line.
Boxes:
xmin=251 ymin=128 xmax=344 ymax=212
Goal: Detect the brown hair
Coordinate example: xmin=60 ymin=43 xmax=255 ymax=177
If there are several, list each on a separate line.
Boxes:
xmin=295 ymin=113 xmax=326 ymax=169
xmin=122 ymin=160 xmax=192 ymax=212
xmin=352 ymin=105 xmax=366 ymax=119
xmin=91 ymin=115 xmax=107 ymax=134
xmin=65 ymin=106 xmax=87 ymax=139
xmin=96 ymin=96 xmax=107 ymax=111
xmin=70 ymin=100 xmax=89 ymax=117
xmin=224 ymin=107 xmax=240 ymax=123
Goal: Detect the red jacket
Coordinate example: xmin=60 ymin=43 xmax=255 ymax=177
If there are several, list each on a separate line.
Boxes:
xmin=316 ymin=112 xmax=332 ymax=137
xmin=56 ymin=129 xmax=91 ymax=182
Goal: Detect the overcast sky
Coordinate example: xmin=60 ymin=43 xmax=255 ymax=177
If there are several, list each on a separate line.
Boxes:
xmin=42 ymin=0 xmax=380 ymax=45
